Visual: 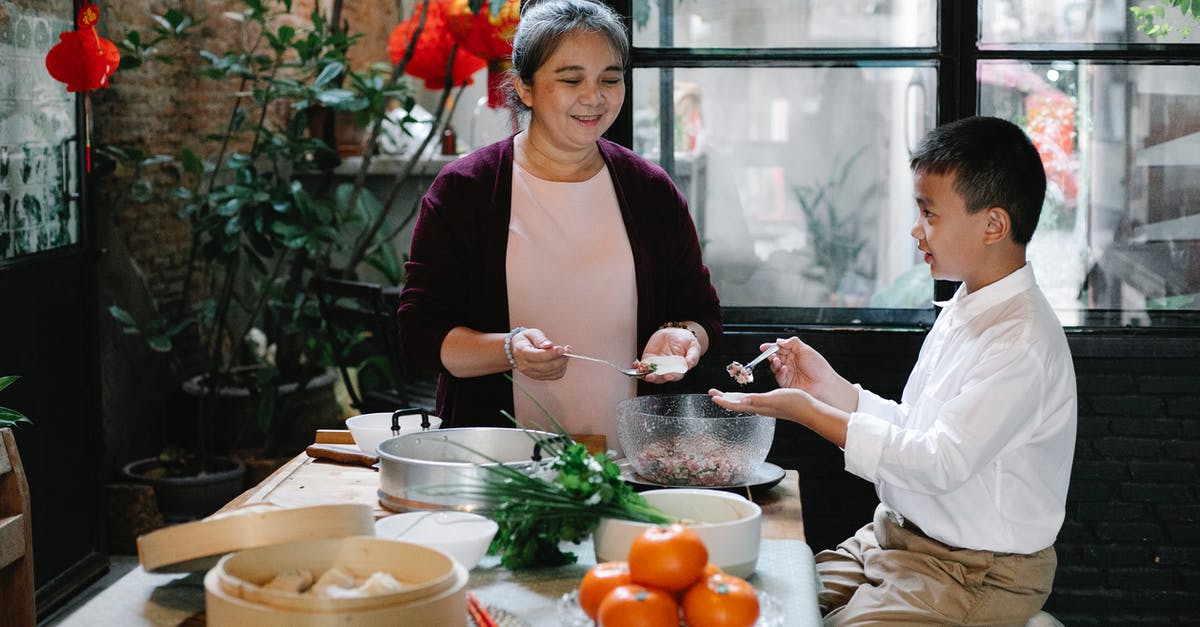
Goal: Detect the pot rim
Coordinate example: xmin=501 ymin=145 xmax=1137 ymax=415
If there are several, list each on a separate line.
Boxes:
xmin=376 ymin=426 xmax=560 ymax=467
xmin=120 ymin=455 xmax=247 ymax=486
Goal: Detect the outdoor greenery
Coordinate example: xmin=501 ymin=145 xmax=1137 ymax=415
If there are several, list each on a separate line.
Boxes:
xmin=1131 ymin=0 xmax=1199 ymax=39
xmin=103 ymin=0 xmax=463 ymax=463
xmin=791 ymin=146 xmax=881 ymax=304
xmin=0 ymin=376 xmax=31 ymax=430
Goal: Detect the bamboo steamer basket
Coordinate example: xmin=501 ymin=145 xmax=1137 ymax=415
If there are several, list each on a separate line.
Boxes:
xmin=212 ymin=536 xmax=456 ymax=611
xmin=137 ymin=503 xmax=376 ymax=573
xmin=204 ymin=536 xmax=467 ymax=625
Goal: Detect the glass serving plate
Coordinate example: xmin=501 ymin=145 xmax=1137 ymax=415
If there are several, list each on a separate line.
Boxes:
xmin=557 ymin=588 xmax=784 ymax=627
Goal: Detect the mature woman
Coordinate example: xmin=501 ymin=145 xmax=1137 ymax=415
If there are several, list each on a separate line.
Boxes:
xmin=397 ymin=0 xmax=720 ymax=451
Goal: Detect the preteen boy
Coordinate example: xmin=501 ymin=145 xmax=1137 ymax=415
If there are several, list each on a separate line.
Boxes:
xmin=712 ymin=116 xmax=1077 ymax=625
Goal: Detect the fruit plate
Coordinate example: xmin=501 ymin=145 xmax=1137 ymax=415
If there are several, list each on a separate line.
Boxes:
xmin=616 ymin=459 xmax=786 ymax=497
xmin=557 ymin=589 xmax=784 ymax=627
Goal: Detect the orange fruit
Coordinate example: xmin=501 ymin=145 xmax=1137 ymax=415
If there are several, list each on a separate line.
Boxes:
xmin=702 ymin=562 xmax=723 ymax=578
xmin=681 ymin=573 xmax=760 ymax=627
xmin=627 ymin=523 xmax=708 ymax=593
xmin=579 ymin=561 xmax=632 ymax=620
xmin=596 ymin=584 xmax=680 ymax=627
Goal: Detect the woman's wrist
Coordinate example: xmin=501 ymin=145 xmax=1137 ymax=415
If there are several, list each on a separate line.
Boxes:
xmin=658 ymin=320 xmax=698 ymax=338
xmin=504 ymin=327 xmax=526 ymax=370
xmin=657 ymin=320 xmax=708 ymax=353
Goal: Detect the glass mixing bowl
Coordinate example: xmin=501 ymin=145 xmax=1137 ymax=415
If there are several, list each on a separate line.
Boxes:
xmin=617 ymin=394 xmax=775 ymax=487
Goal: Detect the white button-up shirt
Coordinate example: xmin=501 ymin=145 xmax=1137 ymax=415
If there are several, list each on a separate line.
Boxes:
xmin=844 ymin=264 xmax=1077 ymax=553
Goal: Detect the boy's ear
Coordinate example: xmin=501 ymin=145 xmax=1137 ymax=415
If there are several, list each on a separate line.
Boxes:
xmin=982 ymin=207 xmax=1012 ymax=245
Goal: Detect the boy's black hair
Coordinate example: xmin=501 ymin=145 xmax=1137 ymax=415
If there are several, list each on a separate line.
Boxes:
xmin=910 ymin=116 xmax=1047 ymax=245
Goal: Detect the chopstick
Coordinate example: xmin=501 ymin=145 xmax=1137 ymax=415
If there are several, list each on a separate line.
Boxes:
xmin=467 ymin=590 xmax=500 ymax=627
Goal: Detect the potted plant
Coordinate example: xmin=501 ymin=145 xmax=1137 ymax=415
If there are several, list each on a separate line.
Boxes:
xmin=790 ymin=146 xmax=882 ymax=306
xmin=101 ymin=0 xmax=469 ymax=511
xmin=0 ymin=375 xmax=31 ymax=430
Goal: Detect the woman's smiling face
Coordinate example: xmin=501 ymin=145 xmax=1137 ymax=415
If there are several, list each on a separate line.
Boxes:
xmin=516 ymin=30 xmax=625 ymax=153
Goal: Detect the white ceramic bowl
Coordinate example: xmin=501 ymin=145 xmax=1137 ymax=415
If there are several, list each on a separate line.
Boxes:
xmin=593 ymin=489 xmax=762 ymax=578
xmin=374 ymin=511 xmax=498 ymax=570
xmin=346 ymin=410 xmax=442 ymax=455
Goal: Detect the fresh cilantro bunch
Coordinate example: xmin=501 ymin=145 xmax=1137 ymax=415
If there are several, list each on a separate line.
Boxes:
xmin=483 ymin=440 xmax=673 ymax=570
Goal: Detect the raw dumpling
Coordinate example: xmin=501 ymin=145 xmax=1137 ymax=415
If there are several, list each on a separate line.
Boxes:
xmin=262 ymin=569 xmax=314 ymax=593
xmin=311 ymin=565 xmax=358 ymax=596
xmin=354 ymin=571 xmax=406 ymax=596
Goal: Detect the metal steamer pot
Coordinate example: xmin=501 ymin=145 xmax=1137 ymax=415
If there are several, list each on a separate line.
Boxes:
xmin=377 ymin=427 xmax=563 ymax=512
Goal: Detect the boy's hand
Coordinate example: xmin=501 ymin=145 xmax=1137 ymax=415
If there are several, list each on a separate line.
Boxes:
xmin=770 ymin=337 xmax=858 ymax=413
xmin=709 ymin=387 xmax=849 ymax=448
xmin=708 ymin=387 xmax=818 ymax=421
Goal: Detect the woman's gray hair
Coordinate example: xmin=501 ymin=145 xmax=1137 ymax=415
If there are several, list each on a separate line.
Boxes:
xmin=503 ymin=0 xmax=630 ymax=113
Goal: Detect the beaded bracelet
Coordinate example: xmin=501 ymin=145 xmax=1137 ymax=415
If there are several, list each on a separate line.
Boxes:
xmin=658 ymin=321 xmax=697 ymax=338
xmin=504 ymin=326 xmax=526 ymax=370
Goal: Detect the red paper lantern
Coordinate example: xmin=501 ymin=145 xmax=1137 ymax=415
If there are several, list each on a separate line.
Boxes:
xmin=445 ymin=0 xmax=521 ymax=108
xmin=388 ymin=1 xmax=486 ymax=91
xmin=45 ymin=3 xmax=120 ymax=92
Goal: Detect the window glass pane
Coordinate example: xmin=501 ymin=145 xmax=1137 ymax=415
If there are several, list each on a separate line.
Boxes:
xmin=979 ymin=62 xmax=1200 ymax=323
xmin=631 ymin=0 xmax=937 ymax=48
xmin=981 ymin=0 xmax=1198 ymax=45
xmin=633 ymin=66 xmax=937 ymax=309
xmin=0 ymin=5 xmax=79 ymax=261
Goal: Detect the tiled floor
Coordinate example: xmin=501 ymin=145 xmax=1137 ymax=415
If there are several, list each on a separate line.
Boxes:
xmin=42 ymin=555 xmax=140 ymax=625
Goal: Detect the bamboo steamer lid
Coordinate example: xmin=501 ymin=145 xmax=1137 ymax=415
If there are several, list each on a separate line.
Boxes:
xmin=213 ymin=536 xmax=457 ymax=612
xmin=203 ymin=546 xmax=469 ymax=626
xmin=137 ymin=503 xmax=375 ymax=573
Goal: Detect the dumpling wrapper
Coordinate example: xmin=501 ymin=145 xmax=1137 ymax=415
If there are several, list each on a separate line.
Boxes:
xmin=313 ymin=565 xmax=357 ymax=591
xmin=355 ymin=571 xmax=406 ymax=596
xmin=262 ymin=569 xmax=314 ymax=593
xmin=642 ymin=354 xmax=688 ymax=375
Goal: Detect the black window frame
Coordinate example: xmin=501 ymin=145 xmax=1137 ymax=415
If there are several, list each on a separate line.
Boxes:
xmin=604 ymin=0 xmax=1200 ymax=332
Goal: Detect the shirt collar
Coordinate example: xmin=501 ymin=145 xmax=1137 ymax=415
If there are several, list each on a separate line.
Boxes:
xmin=932 ymin=263 xmax=1038 ymax=318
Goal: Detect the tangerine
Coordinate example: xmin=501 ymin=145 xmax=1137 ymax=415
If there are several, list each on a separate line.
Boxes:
xmin=627 ymin=523 xmax=708 ymax=592
xmin=596 ymin=584 xmax=680 ymax=627
xmin=681 ymin=573 xmax=760 ymax=627
xmin=578 ymin=561 xmax=632 ymax=620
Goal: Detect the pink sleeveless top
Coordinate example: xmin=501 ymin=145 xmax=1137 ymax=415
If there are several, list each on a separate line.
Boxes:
xmin=507 ymin=163 xmax=637 ymax=454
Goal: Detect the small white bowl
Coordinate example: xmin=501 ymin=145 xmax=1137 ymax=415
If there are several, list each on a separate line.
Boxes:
xmin=375 ymin=511 xmax=498 ymax=570
xmin=593 ymin=489 xmax=762 ymax=577
xmin=346 ymin=410 xmax=442 ymax=455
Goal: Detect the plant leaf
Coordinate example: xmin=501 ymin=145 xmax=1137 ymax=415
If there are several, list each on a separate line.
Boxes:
xmin=0 ymin=375 xmax=18 ymax=393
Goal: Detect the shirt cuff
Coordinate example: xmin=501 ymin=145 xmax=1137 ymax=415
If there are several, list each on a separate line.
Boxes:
xmin=855 ymin=385 xmax=898 ymax=418
xmin=843 ymin=386 xmax=894 ymax=482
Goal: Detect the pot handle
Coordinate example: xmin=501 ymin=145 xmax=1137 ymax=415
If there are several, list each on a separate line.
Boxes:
xmin=391 ymin=407 xmax=435 ymax=434
xmin=530 ymin=434 xmax=573 ymax=462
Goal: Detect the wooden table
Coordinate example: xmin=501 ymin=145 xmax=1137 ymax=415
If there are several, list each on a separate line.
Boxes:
xmin=53 ymin=450 xmax=822 ymax=626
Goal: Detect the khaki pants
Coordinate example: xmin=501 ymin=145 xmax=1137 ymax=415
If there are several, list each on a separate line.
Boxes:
xmin=815 ymin=505 xmax=1056 ymax=626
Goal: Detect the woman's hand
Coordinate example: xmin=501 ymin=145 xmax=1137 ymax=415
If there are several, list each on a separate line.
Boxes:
xmin=768 ymin=337 xmax=858 ymax=413
xmin=640 ymin=327 xmax=701 ymax=383
xmin=509 ymin=328 xmax=569 ymax=380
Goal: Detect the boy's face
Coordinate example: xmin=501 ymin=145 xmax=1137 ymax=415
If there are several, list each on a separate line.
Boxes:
xmin=910 ymin=170 xmax=992 ymax=290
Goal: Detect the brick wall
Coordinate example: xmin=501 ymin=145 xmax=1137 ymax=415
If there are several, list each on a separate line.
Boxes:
xmin=700 ymin=329 xmax=1200 ymax=625
xmin=1051 ymin=340 xmax=1200 ymax=625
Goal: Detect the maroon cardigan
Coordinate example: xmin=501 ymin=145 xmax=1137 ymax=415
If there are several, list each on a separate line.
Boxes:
xmin=397 ymin=137 xmax=722 ymax=427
